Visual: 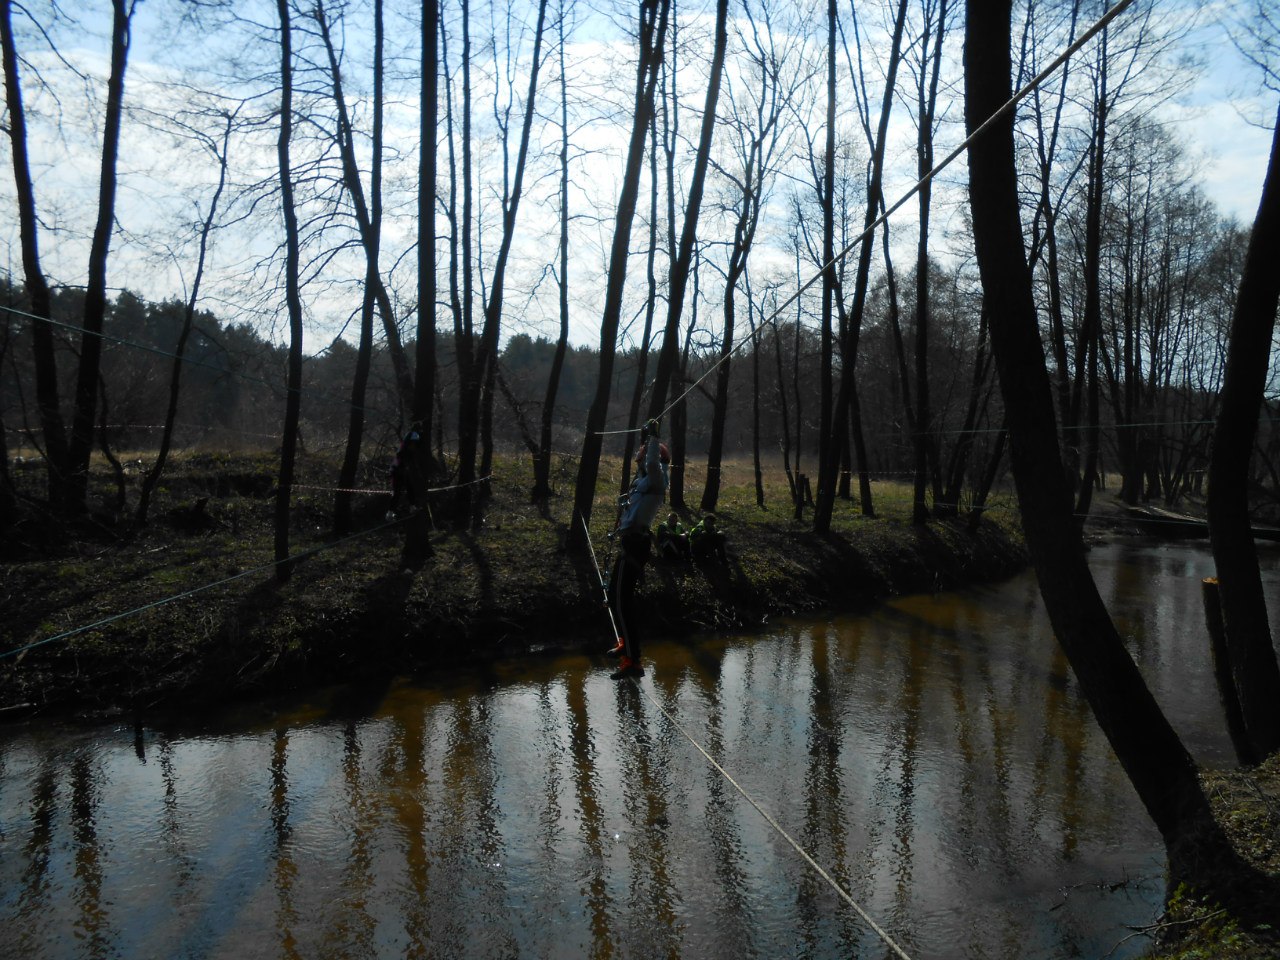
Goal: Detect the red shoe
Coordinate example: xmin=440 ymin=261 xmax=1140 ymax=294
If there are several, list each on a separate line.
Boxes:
xmin=610 ymin=656 xmax=644 ymax=680
xmin=607 ymin=637 xmax=625 ymax=657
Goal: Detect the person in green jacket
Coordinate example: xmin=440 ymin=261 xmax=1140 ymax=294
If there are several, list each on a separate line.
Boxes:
xmin=689 ymin=513 xmax=728 ymax=565
xmin=655 ymin=512 xmax=691 ymax=562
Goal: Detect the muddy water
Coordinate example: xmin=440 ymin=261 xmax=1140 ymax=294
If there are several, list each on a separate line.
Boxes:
xmin=2 ymin=540 xmax=1275 ymax=960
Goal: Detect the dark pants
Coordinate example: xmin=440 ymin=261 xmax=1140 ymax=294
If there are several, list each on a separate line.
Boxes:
xmin=692 ymin=531 xmax=727 ymax=564
xmin=608 ymin=530 xmax=651 ymax=662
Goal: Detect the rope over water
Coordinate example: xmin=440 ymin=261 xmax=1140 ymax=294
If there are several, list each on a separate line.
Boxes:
xmin=578 ymin=515 xmax=913 ymax=960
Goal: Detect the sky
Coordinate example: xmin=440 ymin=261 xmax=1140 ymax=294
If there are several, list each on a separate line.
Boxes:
xmin=1 ymin=0 xmax=1277 ymax=354
xmin=1164 ymin=6 xmax=1277 ymax=223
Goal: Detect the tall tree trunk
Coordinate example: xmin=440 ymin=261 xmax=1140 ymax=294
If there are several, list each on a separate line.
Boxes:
xmin=469 ymin=0 xmax=549 ymax=518
xmin=814 ymin=0 xmax=909 ymax=532
xmin=275 ymin=0 xmax=305 ymax=581
xmin=620 ymin=108 xmax=663 ymax=493
xmin=137 ymin=114 xmax=233 ymax=528
xmin=912 ymin=0 xmax=949 ymax=523
xmin=66 ymin=0 xmax=133 ymax=513
xmin=401 ymin=0 xmax=435 ymax=564
xmin=567 ymin=0 xmax=670 ymax=548
xmin=315 ymin=1 xmax=414 ymax=419
xmin=645 ymin=0 xmax=725 ymax=421
xmin=670 ymin=264 xmax=699 ymax=512
xmin=816 ymin=0 xmax=836 ymax=522
xmin=336 ymin=0 xmax=386 ymax=536
xmin=1207 ymin=101 xmax=1280 ymax=761
xmin=771 ymin=318 xmax=796 ymax=504
xmin=533 ymin=0 xmax=573 ymax=501
xmin=1073 ymin=40 xmax=1108 ymax=530
xmin=336 ymin=282 xmax=375 ymax=537
xmin=0 ymin=0 xmax=67 ymax=508
xmin=964 ymin=0 xmax=1241 ymax=886
xmin=454 ymin=0 xmax=478 ymax=517
xmin=748 ymin=280 xmax=764 ymax=508
xmin=414 ymin=0 xmax=439 ymax=431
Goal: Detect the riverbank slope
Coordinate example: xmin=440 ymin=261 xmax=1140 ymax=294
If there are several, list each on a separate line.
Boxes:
xmin=1 ymin=452 xmax=1029 ymax=716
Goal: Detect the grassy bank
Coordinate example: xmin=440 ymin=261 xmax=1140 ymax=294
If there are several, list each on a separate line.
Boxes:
xmin=1 ymin=450 xmax=1028 ymax=715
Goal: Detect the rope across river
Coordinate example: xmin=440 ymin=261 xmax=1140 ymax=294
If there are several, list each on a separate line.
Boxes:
xmin=580 ymin=514 xmax=915 ymax=960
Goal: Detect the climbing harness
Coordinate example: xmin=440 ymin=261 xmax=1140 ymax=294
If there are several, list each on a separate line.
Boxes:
xmin=577 ymin=518 xmax=915 ymax=960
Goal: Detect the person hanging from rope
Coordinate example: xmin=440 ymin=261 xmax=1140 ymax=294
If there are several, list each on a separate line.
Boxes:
xmin=605 ymin=417 xmax=668 ymax=680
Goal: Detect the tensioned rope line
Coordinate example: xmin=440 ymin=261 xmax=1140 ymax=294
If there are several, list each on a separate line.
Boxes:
xmin=579 ymin=513 xmax=623 ymax=640
xmin=577 ymin=515 xmax=913 ymax=960
xmin=0 ymin=474 xmax=492 ymax=664
xmin=633 ymin=681 xmax=915 ymax=960
xmin=292 ymin=474 xmax=492 ymax=497
xmin=594 ymin=0 xmax=1138 ymax=438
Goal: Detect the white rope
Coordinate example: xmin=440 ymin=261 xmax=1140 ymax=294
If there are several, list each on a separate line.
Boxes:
xmin=632 ymin=678 xmax=915 ymax=960
xmin=596 ymin=0 xmax=1138 ymax=437
xmin=577 ymin=518 xmax=911 ymax=958
xmin=580 ymin=513 xmax=622 ymax=640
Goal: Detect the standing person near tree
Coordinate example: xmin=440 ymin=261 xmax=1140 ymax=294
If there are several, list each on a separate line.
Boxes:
xmin=606 ymin=418 xmax=668 ymax=679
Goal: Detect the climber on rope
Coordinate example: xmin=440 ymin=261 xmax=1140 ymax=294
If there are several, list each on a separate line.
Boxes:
xmin=388 ymin=421 xmax=426 ymax=517
xmin=605 ymin=417 xmax=668 ymax=680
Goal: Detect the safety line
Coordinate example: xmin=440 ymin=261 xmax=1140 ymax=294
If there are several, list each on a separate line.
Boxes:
xmin=633 ymin=680 xmax=914 ymax=960
xmin=594 ymin=0 xmax=1137 ymax=437
xmin=293 ymin=483 xmax=394 ymax=496
xmin=580 ymin=513 xmax=622 ymax=640
xmin=0 ymin=512 xmax=411 ymax=662
xmin=577 ymin=518 xmax=912 ymax=959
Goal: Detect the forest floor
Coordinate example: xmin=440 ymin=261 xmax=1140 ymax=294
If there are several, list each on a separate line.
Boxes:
xmin=1 ymin=450 xmax=1276 ymax=956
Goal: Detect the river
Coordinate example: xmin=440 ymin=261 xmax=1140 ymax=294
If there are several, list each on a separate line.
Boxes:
xmin=2 ymin=539 xmax=1276 ymax=959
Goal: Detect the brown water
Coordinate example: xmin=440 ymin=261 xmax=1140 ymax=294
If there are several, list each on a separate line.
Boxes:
xmin=2 ymin=540 xmax=1274 ymax=959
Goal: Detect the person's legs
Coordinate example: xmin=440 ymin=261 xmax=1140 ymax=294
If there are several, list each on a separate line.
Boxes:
xmin=611 ymin=532 xmax=648 ymax=678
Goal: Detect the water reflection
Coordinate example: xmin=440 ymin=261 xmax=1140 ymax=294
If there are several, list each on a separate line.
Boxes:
xmin=1 ymin=541 xmax=1270 ymax=959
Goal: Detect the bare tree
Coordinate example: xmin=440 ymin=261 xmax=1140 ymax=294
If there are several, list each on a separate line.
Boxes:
xmin=64 ymin=0 xmax=138 ymax=514
xmin=964 ymin=0 xmax=1260 ymax=899
xmin=567 ymin=0 xmax=670 ymax=548
xmin=1207 ymin=98 xmax=1280 ymax=761
xmin=813 ymin=0 xmax=910 ymax=532
xmin=275 ymin=0 xmax=306 ymax=581
xmin=532 ymin=0 xmax=573 ymax=501
xmin=0 ymin=0 xmax=67 ymax=508
xmin=136 ymin=109 xmax=237 ymax=527
xmin=701 ymin=0 xmax=792 ymax=512
xmin=462 ymin=0 xmax=550 ymax=519
xmin=645 ymin=0 xmax=728 ymax=424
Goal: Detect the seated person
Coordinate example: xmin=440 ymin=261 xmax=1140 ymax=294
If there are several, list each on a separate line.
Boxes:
xmin=689 ymin=513 xmax=728 ymax=565
xmin=655 ymin=512 xmax=691 ymax=562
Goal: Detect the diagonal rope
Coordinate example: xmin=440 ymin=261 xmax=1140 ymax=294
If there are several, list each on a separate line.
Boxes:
xmin=580 ymin=513 xmax=622 ymax=640
xmin=633 ymin=678 xmax=915 ymax=960
xmin=577 ymin=518 xmax=912 ymax=959
xmin=594 ymin=0 xmax=1137 ymax=437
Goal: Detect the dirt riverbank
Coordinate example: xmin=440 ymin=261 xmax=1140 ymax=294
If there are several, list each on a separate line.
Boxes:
xmin=1 ymin=452 xmax=1032 ymax=716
